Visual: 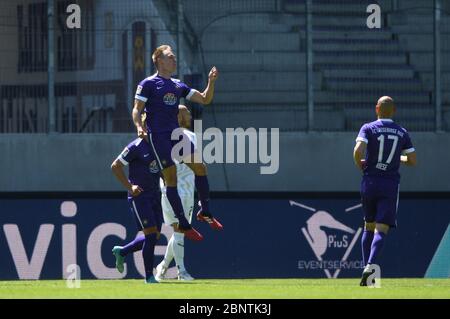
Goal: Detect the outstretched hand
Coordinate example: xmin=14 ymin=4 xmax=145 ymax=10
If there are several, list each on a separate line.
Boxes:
xmin=208 ymin=66 xmax=219 ymax=83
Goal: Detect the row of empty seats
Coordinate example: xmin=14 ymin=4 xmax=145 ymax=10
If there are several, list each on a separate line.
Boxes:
xmin=183 ymin=0 xmax=450 ymax=131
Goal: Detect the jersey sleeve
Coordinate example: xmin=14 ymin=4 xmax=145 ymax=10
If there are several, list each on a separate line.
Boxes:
xmin=401 ymin=131 xmax=415 ymax=155
xmin=135 ymin=79 xmax=152 ymax=102
xmin=117 ymin=144 xmax=137 ymax=166
xmin=356 ymin=124 xmax=369 ymax=144
xmin=179 ymin=81 xmax=195 ymax=101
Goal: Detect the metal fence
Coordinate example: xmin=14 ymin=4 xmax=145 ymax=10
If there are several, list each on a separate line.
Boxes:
xmin=0 ymin=0 xmax=449 ymax=133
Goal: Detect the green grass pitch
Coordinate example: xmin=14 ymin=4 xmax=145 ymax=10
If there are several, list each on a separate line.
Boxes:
xmin=0 ymin=279 xmax=449 ymax=299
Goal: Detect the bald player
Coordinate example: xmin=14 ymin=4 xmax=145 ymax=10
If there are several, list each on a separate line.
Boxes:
xmin=353 ymin=96 xmax=417 ymax=286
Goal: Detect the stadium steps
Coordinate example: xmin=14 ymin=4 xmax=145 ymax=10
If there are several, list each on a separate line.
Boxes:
xmin=345 ymin=117 xmax=436 ymax=131
xmin=313 ymin=39 xmax=401 ymax=52
xmin=202 ymin=106 xmax=345 ymax=131
xmin=341 ymin=103 xmax=435 ymax=118
xmin=324 ymin=78 xmax=423 ymax=90
xmin=213 ymin=91 xmax=307 ymax=104
xmin=408 ymin=52 xmax=450 ymax=72
xmin=202 ymin=32 xmax=301 ymax=52
xmin=315 ymin=90 xmax=431 ymax=104
xmin=310 ymin=30 xmax=394 ymax=40
xmin=419 ymin=72 xmax=450 ymax=93
xmin=215 ymin=71 xmax=321 ymax=91
xmin=314 ymin=51 xmax=408 ymax=65
xmin=283 ymin=0 xmax=394 ymax=14
xmin=397 ymin=34 xmax=450 ymax=52
xmin=213 ymin=90 xmax=431 ymax=105
xmin=203 ymin=51 xmax=306 ymax=73
xmin=200 ymin=14 xmax=302 ymax=33
xmin=297 ymin=1 xmax=434 ymax=129
xmin=187 ymin=0 xmax=438 ymax=130
xmin=321 ymin=68 xmax=415 ymax=79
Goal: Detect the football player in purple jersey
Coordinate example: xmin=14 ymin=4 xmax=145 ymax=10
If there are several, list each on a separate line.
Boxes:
xmin=111 ymin=113 xmax=163 ymax=283
xmin=353 ymin=96 xmax=417 ymax=286
xmin=131 ymin=45 xmax=223 ymax=242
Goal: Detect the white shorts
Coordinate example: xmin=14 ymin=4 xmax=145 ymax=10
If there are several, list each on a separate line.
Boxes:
xmin=161 ymin=192 xmax=194 ymax=226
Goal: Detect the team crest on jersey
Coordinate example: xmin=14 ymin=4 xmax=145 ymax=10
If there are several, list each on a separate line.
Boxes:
xmin=149 ymin=160 xmax=159 ymax=173
xmin=163 ymin=92 xmax=177 ymax=106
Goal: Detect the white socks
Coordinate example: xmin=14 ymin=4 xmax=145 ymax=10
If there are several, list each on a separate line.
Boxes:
xmin=162 ymin=234 xmax=175 ymax=268
xmin=173 ymin=232 xmax=186 ymax=273
xmin=161 ymin=232 xmax=186 ymax=273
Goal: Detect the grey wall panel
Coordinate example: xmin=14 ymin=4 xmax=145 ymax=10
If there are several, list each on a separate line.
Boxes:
xmin=0 ymin=132 xmax=448 ymax=192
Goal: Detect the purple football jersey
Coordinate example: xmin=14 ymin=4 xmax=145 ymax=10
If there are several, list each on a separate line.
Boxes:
xmin=117 ymin=138 xmax=161 ymax=197
xmin=134 ymin=74 xmax=194 ymax=133
xmin=356 ymin=119 xmax=415 ymax=181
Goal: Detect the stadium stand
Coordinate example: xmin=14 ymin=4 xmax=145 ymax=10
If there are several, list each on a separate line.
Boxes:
xmin=1 ymin=0 xmax=449 ymax=132
xmin=186 ymin=0 xmax=450 ymax=131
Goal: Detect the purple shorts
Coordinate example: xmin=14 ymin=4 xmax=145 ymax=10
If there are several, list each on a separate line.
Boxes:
xmin=128 ymin=194 xmax=163 ymax=231
xmin=148 ymin=131 xmax=196 ymax=170
xmin=361 ymin=176 xmax=400 ymax=228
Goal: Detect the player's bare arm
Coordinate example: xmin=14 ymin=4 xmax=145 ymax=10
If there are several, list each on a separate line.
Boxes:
xmin=189 ymin=66 xmax=219 ymax=105
xmin=401 ymin=151 xmax=417 ymax=166
xmin=132 ymin=99 xmax=146 ymax=138
xmin=353 ymin=140 xmax=367 ymax=170
xmin=111 ymin=159 xmax=143 ymax=197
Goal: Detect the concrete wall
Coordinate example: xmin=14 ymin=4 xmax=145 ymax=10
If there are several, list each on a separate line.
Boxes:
xmin=1 ymin=132 xmax=448 ymax=192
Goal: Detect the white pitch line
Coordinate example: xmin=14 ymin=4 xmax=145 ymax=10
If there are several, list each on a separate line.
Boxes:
xmin=345 ymin=203 xmax=362 ymax=212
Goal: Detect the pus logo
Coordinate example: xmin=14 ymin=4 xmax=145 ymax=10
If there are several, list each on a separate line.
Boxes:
xmin=291 ymin=200 xmax=364 ymax=278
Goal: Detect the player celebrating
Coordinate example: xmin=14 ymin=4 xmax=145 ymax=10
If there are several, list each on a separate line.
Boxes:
xmin=110 ymin=115 xmax=163 ymax=284
xmin=353 ymin=96 xmax=417 ymax=286
xmin=132 ymin=44 xmax=223 ymax=241
xmin=156 ymin=105 xmax=196 ymax=281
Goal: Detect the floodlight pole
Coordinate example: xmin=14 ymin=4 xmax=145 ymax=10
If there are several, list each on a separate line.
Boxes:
xmin=48 ymin=0 xmax=56 ymax=133
xmin=434 ymin=0 xmax=442 ymax=132
xmin=306 ymin=0 xmax=314 ymax=131
xmin=177 ymin=0 xmax=184 ymax=79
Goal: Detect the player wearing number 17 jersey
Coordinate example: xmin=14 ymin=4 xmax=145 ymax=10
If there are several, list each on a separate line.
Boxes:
xmin=353 ymin=96 xmax=417 ymax=286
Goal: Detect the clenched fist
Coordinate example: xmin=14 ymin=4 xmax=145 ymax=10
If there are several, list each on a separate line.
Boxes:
xmin=208 ymin=66 xmax=219 ymax=83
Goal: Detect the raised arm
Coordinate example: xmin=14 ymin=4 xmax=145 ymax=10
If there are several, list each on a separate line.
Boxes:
xmin=353 ymin=140 xmax=367 ymax=170
xmin=188 ymin=66 xmax=219 ymax=105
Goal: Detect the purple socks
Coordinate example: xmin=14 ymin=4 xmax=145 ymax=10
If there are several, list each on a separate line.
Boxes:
xmin=361 ymin=230 xmax=374 ymax=266
xmin=142 ymin=233 xmax=158 ymax=279
xmin=195 ymin=175 xmax=210 ymax=214
xmin=166 ymin=186 xmax=190 ymax=228
xmin=368 ymin=231 xmax=387 ymax=265
xmin=120 ymin=235 xmax=145 ymax=257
